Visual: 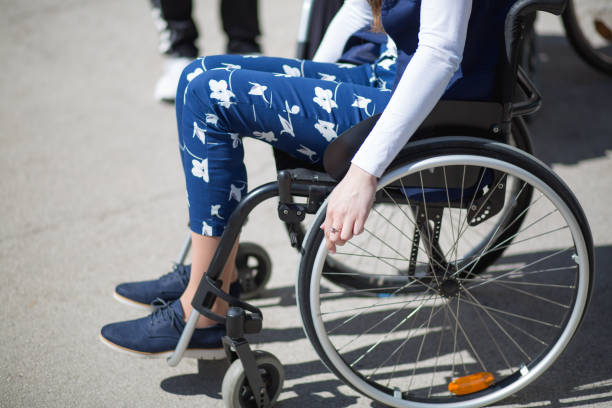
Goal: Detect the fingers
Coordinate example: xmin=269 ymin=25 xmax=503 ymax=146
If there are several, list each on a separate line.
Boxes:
xmin=323 ymin=212 xmax=368 ymax=254
xmin=322 ymin=222 xmax=344 ymax=254
xmin=353 ymin=215 xmax=365 ymax=236
xmin=340 ymin=208 xmax=369 ymax=240
xmin=340 ymin=216 xmax=354 ymax=242
xmin=321 ymin=165 xmax=377 ymax=254
xmin=321 ymin=209 xmax=343 ymax=254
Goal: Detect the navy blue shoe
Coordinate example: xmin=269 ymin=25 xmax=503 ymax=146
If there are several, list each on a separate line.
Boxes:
xmin=100 ymin=300 xmax=226 ymax=359
xmin=114 ymin=264 xmax=240 ymax=310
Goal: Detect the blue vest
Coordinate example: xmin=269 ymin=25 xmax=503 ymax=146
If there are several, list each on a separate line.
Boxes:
xmin=381 ymin=0 xmax=515 ymax=101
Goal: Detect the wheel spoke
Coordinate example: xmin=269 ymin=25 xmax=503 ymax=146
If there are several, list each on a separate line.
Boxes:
xmin=337 ymin=291 xmax=437 ymax=352
xmin=488 ymin=281 xmax=571 ymax=309
xmin=350 ymin=297 xmax=433 ymax=368
xmin=465 ymin=247 xmax=574 ymax=291
xmin=444 ymin=295 xmax=487 ymax=372
xmin=467 ymin=277 xmax=575 ymax=289
xmin=363 ymin=226 xmax=411 ymax=262
xmin=455 ymin=179 xmax=530 ymax=280
xmin=333 ymin=251 xmax=424 ymax=264
xmin=407 ymin=296 xmax=440 ymax=392
xmin=460 ymin=287 xmax=532 ymax=361
xmin=457 ymin=296 xmax=560 ymax=328
xmin=380 ymin=187 xmax=449 ymax=272
xmin=474 ymin=301 xmax=513 ymax=372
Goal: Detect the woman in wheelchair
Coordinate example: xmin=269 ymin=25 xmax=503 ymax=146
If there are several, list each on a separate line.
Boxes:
xmin=99 ymin=4 xmax=593 ymax=406
xmin=101 ymin=0 xmax=480 ymax=356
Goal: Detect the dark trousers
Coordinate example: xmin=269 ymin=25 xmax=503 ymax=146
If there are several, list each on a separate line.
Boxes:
xmin=151 ymin=0 xmax=261 ymax=57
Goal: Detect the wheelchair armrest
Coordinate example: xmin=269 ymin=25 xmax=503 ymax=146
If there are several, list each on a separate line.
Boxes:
xmin=505 ymin=0 xmax=567 ymax=75
xmin=512 ymin=65 xmax=542 ymax=116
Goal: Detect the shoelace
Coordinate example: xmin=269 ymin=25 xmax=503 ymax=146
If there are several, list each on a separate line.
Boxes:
xmin=150 ymin=297 xmax=168 ymax=309
xmin=149 ymin=299 xmax=179 ymax=327
xmin=159 ymin=263 xmax=190 ymax=286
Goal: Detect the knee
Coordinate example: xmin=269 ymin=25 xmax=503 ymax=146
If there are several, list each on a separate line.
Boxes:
xmin=184 ymin=69 xmax=233 ymax=112
xmin=180 ymin=58 xmax=205 ymax=81
xmin=177 ymin=58 xmax=206 ymax=97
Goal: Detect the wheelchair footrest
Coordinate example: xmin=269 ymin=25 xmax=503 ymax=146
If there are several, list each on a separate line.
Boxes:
xmin=192 ymin=276 xmax=263 ymax=326
xmin=226 ymin=306 xmax=263 ymax=337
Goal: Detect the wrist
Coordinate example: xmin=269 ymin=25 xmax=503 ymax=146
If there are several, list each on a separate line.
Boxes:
xmin=347 ymin=163 xmax=377 ymax=186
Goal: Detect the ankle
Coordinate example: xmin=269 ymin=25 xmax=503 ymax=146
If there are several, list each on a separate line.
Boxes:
xmin=179 ymin=296 xmax=227 ymax=328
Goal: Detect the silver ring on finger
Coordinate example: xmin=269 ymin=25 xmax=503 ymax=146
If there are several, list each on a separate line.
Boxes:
xmin=330 ymin=227 xmax=341 ymax=234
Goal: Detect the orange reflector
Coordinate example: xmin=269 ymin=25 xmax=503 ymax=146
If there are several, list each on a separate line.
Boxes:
xmin=448 ymin=372 xmax=494 ymax=396
xmin=595 ymin=19 xmax=612 ymax=41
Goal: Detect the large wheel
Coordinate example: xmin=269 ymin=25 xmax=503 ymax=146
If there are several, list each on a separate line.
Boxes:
xmin=562 ymin=0 xmax=612 ymax=76
xmin=322 ymin=121 xmax=534 ymax=295
xmin=222 ymin=350 xmax=285 ymax=408
xmin=297 ymin=138 xmax=593 ymax=407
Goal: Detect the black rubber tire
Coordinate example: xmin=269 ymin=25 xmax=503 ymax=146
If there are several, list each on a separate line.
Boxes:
xmin=562 ymin=0 xmax=612 ymax=76
xmin=222 ymin=350 xmax=284 ymax=408
xmin=236 ymin=242 xmax=272 ymax=300
xmin=297 ymin=137 xmax=594 ymax=407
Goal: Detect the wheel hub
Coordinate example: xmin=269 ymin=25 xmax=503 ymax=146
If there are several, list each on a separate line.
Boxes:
xmin=438 ymin=278 xmax=462 ymax=298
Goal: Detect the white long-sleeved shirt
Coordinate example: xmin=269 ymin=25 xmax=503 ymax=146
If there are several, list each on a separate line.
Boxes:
xmin=313 ymin=0 xmax=473 ymax=178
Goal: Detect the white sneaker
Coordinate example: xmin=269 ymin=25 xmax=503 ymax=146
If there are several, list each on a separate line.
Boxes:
xmin=154 ymin=57 xmax=192 ymax=102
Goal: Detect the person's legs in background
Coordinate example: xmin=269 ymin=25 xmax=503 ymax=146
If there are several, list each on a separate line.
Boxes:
xmin=151 ymin=0 xmax=199 ymax=58
xmin=151 ymin=0 xmax=199 ymax=102
xmin=221 ymin=0 xmax=261 ymax=54
xmin=151 ymin=0 xmax=262 ymax=102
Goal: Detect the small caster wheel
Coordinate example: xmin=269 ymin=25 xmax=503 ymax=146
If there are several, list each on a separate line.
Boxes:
xmin=222 ymin=350 xmax=284 ymax=408
xmin=235 ymin=242 xmax=272 ymax=300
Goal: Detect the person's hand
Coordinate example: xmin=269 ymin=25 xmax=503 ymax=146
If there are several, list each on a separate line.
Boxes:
xmin=321 ymin=164 xmax=377 ymax=254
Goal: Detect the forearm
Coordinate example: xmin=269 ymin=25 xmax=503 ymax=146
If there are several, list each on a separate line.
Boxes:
xmin=351 ymin=45 xmax=461 ymax=176
xmin=351 ymin=0 xmax=472 ymax=177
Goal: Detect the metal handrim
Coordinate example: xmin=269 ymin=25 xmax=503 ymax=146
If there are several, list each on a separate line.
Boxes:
xmin=307 ymin=154 xmax=590 ymax=408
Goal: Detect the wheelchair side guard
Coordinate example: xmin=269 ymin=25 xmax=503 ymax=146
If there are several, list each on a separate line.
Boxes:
xmin=376 ymin=167 xmax=507 ymax=225
xmin=323 ymin=100 xmax=507 ymax=181
xmin=409 ymin=206 xmax=447 ymax=277
xmin=467 ymin=172 xmax=507 ymax=226
xmin=398 ymin=168 xmax=507 ymax=226
xmin=323 ymin=114 xmax=380 ymax=180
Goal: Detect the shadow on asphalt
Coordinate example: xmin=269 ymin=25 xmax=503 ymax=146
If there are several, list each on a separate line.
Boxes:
xmin=159 ymin=245 xmax=611 ymax=407
xmin=483 ymin=245 xmax=612 ymax=407
xmin=160 ymin=359 xmax=228 ymax=398
xmin=528 ymin=35 xmax=612 ymax=166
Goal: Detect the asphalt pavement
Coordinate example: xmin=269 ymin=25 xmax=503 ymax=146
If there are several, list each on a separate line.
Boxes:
xmin=1 ymin=2 xmax=611 ymax=407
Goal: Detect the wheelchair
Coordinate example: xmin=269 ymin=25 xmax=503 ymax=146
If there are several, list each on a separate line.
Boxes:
xmin=165 ymin=0 xmax=595 ymax=406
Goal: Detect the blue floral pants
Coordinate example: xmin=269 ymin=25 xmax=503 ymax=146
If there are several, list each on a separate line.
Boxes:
xmin=176 ymin=51 xmax=397 ymax=236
